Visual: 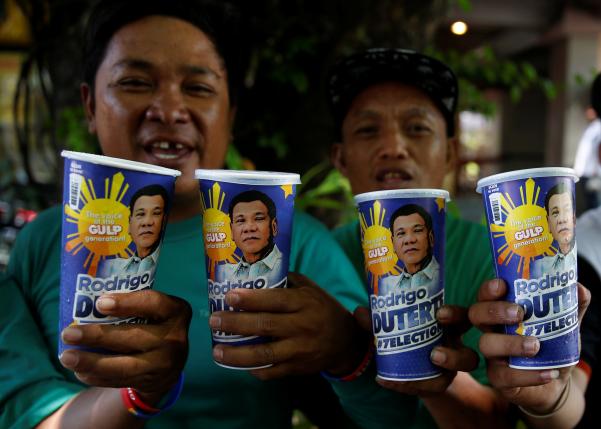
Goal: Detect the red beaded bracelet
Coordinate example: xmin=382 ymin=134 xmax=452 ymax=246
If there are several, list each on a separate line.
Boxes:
xmin=121 ymin=373 xmax=184 ymax=419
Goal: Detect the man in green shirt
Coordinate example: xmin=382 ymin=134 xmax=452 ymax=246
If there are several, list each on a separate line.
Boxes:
xmin=327 ymin=47 xmax=590 ymax=428
xmin=326 ymin=48 xmax=508 ymax=428
xmin=0 ymin=1 xmax=369 ymax=428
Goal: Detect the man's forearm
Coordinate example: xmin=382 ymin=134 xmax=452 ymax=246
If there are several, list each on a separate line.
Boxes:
xmin=422 ymin=372 xmax=511 ymax=429
xmin=36 ymin=387 xmax=146 ymax=429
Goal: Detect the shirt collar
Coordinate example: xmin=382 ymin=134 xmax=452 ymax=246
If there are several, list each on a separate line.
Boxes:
xmin=234 ymin=244 xmax=281 ymax=272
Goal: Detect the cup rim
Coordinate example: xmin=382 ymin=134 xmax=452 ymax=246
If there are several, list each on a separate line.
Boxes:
xmin=354 ymin=188 xmax=450 ymax=204
xmin=194 ymin=169 xmax=301 ymax=185
xmin=62 ymin=150 xmax=181 ymax=177
xmin=476 ymin=167 xmax=578 ymax=193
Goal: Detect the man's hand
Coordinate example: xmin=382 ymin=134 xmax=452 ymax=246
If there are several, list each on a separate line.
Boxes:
xmin=59 ymin=290 xmax=192 ymax=403
xmin=468 ymin=278 xmax=590 ymax=413
xmin=355 ymin=305 xmax=479 ymax=396
xmin=209 ymin=272 xmax=367 ymax=379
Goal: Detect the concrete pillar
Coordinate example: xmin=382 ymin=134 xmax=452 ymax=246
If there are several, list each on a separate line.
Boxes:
xmin=545 ymin=8 xmax=601 ymax=167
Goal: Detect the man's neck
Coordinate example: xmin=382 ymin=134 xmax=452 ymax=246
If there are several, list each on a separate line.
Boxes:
xmin=168 ymin=191 xmax=202 ymax=222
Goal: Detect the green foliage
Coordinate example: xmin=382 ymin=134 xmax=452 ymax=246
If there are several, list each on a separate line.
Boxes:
xmin=296 ymin=162 xmax=356 ymax=227
xmin=427 ymin=46 xmax=557 ymax=117
xmin=56 ymin=107 xmax=99 ymax=153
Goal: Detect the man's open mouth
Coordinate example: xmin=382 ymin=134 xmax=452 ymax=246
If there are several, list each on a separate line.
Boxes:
xmin=375 ymin=168 xmax=413 ymax=185
xmin=145 ymin=141 xmax=192 ymax=160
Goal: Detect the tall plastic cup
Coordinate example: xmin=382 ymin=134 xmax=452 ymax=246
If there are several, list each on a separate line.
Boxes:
xmin=195 ymin=169 xmax=301 ymax=369
xmin=354 ymin=189 xmax=449 ymax=380
xmin=477 ymin=167 xmax=579 ymax=369
xmin=59 ymin=151 xmax=180 ymax=355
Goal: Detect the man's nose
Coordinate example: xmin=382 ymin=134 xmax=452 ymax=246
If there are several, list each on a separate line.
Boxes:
xmin=243 ymin=221 xmax=258 ymax=232
xmin=141 ymin=214 xmax=155 ymax=226
xmin=145 ymin=84 xmax=190 ymax=124
xmin=377 ymin=127 xmax=409 ymax=160
xmin=403 ymin=233 xmax=416 ymax=245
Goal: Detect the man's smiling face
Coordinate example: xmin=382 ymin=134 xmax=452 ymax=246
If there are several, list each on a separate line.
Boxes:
xmin=82 ymin=15 xmax=233 ymax=207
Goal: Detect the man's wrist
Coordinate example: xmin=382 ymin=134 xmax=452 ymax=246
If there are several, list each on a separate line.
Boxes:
xmin=325 ymin=314 xmax=371 ymax=376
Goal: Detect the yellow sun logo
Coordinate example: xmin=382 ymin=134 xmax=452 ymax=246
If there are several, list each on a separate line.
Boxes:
xmin=64 ymin=172 xmax=133 ymax=276
xmin=488 ymin=178 xmax=556 ymax=279
xmin=359 ymin=200 xmax=400 ymax=295
xmin=200 ymin=182 xmax=239 ymax=280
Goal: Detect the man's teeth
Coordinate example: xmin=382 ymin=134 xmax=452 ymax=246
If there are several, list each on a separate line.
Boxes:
xmin=152 ymin=141 xmax=185 ymax=150
xmin=154 ymin=153 xmax=179 ymax=160
xmin=383 ymin=172 xmax=404 ymax=180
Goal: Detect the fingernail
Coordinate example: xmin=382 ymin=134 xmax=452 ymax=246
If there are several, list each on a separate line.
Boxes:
xmin=436 ymin=307 xmax=452 ymax=320
xmin=97 ymin=297 xmax=116 ymax=311
xmin=209 ymin=315 xmax=221 ymax=329
xmin=213 ymin=347 xmax=223 ymax=361
xmin=62 ymin=327 xmax=82 ymax=342
xmin=431 ymin=349 xmax=447 ymax=364
xmin=506 ymin=305 xmax=520 ymax=319
xmin=59 ymin=351 xmax=79 ymax=368
xmin=523 ymin=337 xmax=539 ymax=355
xmin=541 ymin=369 xmax=560 ymax=381
xmin=225 ymin=292 xmax=240 ymax=306
xmin=489 ymin=280 xmax=500 ymax=294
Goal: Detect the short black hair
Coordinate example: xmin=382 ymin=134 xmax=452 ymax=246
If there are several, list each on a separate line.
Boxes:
xmin=389 ymin=203 xmax=432 ymax=233
xmin=544 ymin=182 xmax=574 ymax=215
xmin=228 ymin=190 xmax=276 ymax=221
xmin=129 ymin=184 xmax=168 ymax=213
xmin=327 ymin=48 xmax=458 ymax=140
xmin=82 ymin=0 xmax=245 ymax=106
xmin=592 ymin=73 xmax=601 ymax=117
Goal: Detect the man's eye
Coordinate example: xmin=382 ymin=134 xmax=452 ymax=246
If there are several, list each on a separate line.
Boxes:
xmin=118 ymin=78 xmax=152 ymax=90
xmin=354 ymin=125 xmax=378 ymax=136
xmin=185 ymin=83 xmax=214 ymax=96
xmin=406 ymin=123 xmax=431 ymax=135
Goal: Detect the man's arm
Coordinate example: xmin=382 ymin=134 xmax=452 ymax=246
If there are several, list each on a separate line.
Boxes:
xmin=469 ymin=279 xmax=590 ymax=429
xmin=38 ymin=291 xmax=192 ymax=429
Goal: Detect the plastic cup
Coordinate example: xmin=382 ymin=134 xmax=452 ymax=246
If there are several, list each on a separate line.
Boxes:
xmin=195 ymin=169 xmax=301 ymax=369
xmin=476 ymin=167 xmax=579 ymax=369
xmin=354 ymin=189 xmax=449 ymax=380
xmin=59 ymin=151 xmax=180 ymax=355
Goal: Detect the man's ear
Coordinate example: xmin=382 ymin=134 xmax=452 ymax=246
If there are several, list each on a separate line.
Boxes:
xmin=428 ymin=230 xmax=434 ymax=248
xmin=445 ymin=136 xmax=458 ymax=173
xmin=331 ymin=142 xmax=348 ymax=176
xmin=271 ymin=218 xmax=278 ymax=237
xmin=81 ymin=83 xmax=97 ymax=134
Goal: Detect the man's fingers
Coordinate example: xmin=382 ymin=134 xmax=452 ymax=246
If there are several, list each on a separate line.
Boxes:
xmin=59 ymin=349 xmax=157 ymax=383
xmin=210 ymin=311 xmax=292 ymax=337
xmin=376 ymin=372 xmax=455 ymax=396
xmin=468 ymin=301 xmax=524 ymax=328
xmin=479 ymin=333 xmax=539 ymax=358
xmin=437 ymin=305 xmax=471 ymax=336
xmin=96 ymin=290 xmax=191 ymax=322
xmin=431 ymin=346 xmax=479 ymax=372
xmin=223 ymin=287 xmax=304 ymax=313
xmin=212 ymin=339 xmax=298 ymax=369
xmin=487 ymin=358 xmax=557 ymax=388
xmin=61 ymin=323 xmax=166 ymax=353
xmin=476 ymin=279 xmax=507 ymax=302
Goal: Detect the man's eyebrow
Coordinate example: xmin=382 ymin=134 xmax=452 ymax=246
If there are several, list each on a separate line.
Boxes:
xmin=112 ymin=59 xmax=221 ymax=79
xmin=113 ymin=58 xmax=153 ymax=72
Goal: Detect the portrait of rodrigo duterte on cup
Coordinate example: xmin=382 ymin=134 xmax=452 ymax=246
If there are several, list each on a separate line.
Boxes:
xmin=357 ymin=192 xmax=446 ymax=380
xmin=199 ymin=178 xmax=296 ymax=302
